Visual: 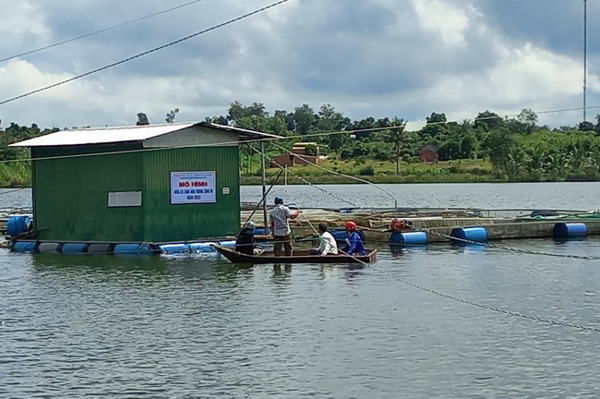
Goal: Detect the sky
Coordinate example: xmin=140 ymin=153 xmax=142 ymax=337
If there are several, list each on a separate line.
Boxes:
xmin=0 ymin=0 xmax=598 ymax=131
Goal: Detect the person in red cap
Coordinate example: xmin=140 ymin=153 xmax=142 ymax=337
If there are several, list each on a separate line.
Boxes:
xmin=269 ymin=196 xmax=302 ymax=256
xmin=343 ymin=221 xmax=366 ymax=255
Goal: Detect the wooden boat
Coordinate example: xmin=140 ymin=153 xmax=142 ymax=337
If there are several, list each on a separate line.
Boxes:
xmin=212 ymin=245 xmax=377 ymax=264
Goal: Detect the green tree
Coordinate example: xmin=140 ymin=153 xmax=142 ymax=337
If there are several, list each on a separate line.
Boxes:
xmin=517 ymin=108 xmax=538 ymax=126
xmin=474 ymin=110 xmax=502 ymax=131
xmin=165 ymin=108 xmax=180 ymax=123
xmin=579 ymin=121 xmax=595 ymax=131
xmin=383 ymin=117 xmax=407 ymax=174
xmin=204 ymin=115 xmax=228 ymax=125
xmin=136 ymin=113 xmax=149 ymax=125
xmin=316 ymin=104 xmax=350 ymax=133
xmin=420 ymin=112 xmax=448 ymax=141
xmin=482 ymin=126 xmax=516 ymax=175
xmin=460 ymin=132 xmax=478 ymax=159
xmin=227 ymin=101 xmax=267 ymax=125
xmin=304 ymin=144 xmax=318 ymax=156
xmin=438 ymin=140 xmax=461 ymax=161
xmin=293 ymin=104 xmax=315 ymax=135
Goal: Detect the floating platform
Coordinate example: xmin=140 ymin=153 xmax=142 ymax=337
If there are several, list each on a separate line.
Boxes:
xmin=6 ymin=207 xmax=600 ymax=254
xmin=243 ymin=207 xmax=600 ymax=244
xmin=10 ymin=239 xmax=237 ymax=255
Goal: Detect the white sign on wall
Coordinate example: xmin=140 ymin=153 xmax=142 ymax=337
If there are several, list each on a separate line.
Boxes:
xmin=170 ymin=171 xmax=216 ymax=204
xmin=108 ymin=191 xmax=142 ymax=207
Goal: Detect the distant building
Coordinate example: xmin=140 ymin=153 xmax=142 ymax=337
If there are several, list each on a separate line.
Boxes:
xmin=271 ymin=142 xmax=319 ymax=167
xmin=419 ymin=143 xmax=438 ymax=162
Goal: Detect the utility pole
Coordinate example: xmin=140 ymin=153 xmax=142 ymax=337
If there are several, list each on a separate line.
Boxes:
xmin=260 ymin=140 xmax=269 ymax=234
xmin=583 ymin=0 xmax=588 ymax=122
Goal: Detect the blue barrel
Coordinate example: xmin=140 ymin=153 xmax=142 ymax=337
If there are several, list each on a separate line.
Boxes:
xmin=553 ymin=222 xmax=587 ymax=239
xmin=114 ymin=244 xmax=157 ymax=255
xmin=330 ymin=228 xmax=349 ymax=243
xmin=61 ymin=243 xmax=88 ymax=254
xmin=254 ymin=228 xmax=267 ymax=235
xmin=7 ymin=215 xmax=31 ymax=236
xmin=37 ymin=242 xmax=61 ymax=253
xmin=12 ymin=240 xmax=38 ymax=253
xmin=219 ymin=240 xmax=236 ymax=248
xmin=86 ymin=243 xmax=113 ymax=254
xmin=450 ymin=226 xmax=487 ymax=243
xmin=159 ymin=243 xmax=191 ymax=254
xmin=390 ymin=231 xmax=428 ymax=246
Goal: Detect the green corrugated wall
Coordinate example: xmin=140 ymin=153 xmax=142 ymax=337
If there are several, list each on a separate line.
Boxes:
xmin=142 ymin=146 xmax=240 ymax=242
xmin=32 ymin=144 xmax=145 ymax=241
xmin=31 ymin=143 xmax=240 ymax=243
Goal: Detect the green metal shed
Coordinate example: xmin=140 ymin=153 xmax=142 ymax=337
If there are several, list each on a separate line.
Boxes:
xmin=10 ymin=122 xmax=279 ymax=243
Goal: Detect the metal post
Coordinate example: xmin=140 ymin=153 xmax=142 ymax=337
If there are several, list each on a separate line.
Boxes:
xmin=583 ymin=0 xmax=587 ymax=122
xmin=260 ymin=141 xmax=269 ymax=234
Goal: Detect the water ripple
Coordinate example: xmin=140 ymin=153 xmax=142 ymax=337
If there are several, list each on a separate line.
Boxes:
xmin=3 ymin=185 xmax=600 ymax=397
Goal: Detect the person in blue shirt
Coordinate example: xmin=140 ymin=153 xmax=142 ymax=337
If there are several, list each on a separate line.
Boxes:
xmin=343 ymin=221 xmax=366 ymax=255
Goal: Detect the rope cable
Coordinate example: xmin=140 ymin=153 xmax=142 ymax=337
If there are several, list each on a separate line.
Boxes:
xmin=0 ymin=0 xmax=209 ymax=63
xmin=247 ymin=143 xmax=363 ymax=209
xmin=0 ymin=0 xmax=292 ymax=106
xmin=270 ymin=142 xmax=400 ymax=212
xmin=245 ymin=144 xmax=600 ymax=332
xmin=427 ymin=230 xmax=600 ymax=261
xmin=316 ymin=237 xmax=600 ymax=332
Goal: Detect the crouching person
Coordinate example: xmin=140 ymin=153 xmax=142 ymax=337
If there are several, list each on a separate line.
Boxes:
xmin=343 ymin=221 xmax=367 ymax=256
xmin=235 ymin=221 xmax=262 ymax=255
xmin=311 ymin=223 xmax=339 ymax=256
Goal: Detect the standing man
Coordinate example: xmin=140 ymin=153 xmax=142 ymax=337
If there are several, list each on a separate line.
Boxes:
xmin=270 ymin=196 xmax=302 ymax=256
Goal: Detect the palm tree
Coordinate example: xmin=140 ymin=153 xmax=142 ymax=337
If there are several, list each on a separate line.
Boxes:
xmin=383 ymin=117 xmax=407 ymax=174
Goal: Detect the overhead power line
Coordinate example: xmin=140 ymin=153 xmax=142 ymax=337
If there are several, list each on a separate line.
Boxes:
xmin=0 ymin=0 xmax=208 ymax=64
xmin=0 ymin=0 xmax=292 ymax=106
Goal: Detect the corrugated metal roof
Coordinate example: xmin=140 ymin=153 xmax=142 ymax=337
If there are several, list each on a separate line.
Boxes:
xmin=10 ymin=122 xmax=281 ymax=147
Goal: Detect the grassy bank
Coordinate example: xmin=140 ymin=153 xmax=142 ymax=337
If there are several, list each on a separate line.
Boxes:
xmin=0 ymin=162 xmax=31 ymax=188
xmin=241 ymin=158 xmax=500 ymax=185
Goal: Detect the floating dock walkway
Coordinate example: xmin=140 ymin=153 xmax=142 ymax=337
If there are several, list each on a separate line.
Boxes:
xmin=4 ymin=207 xmax=600 ymax=254
xmin=244 ymin=207 xmax=600 ymax=244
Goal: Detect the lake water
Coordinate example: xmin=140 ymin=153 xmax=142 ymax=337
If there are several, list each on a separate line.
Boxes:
xmin=1 ymin=183 xmax=600 ymax=398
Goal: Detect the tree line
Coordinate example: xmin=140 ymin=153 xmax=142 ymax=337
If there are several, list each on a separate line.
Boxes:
xmin=207 ymin=102 xmax=600 ymax=181
xmin=2 ymin=103 xmax=600 ymax=186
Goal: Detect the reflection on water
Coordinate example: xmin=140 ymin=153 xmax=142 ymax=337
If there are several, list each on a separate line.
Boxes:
xmin=32 ymin=252 xmax=171 ymax=271
xmin=273 ymin=263 xmax=292 ymax=276
xmin=241 ymin=182 xmax=600 ymax=211
xmin=2 ymin=241 xmax=600 ymax=397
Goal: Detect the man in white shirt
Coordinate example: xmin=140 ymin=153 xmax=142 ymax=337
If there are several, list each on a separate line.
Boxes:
xmin=311 ymin=223 xmax=339 ymax=256
xmin=269 ymin=196 xmax=302 ymax=256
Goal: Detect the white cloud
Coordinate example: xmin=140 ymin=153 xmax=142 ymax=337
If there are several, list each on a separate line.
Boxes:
xmin=413 ymin=0 xmax=472 ymax=45
xmin=412 ymin=40 xmax=591 ymax=127
xmin=0 ymin=1 xmax=49 ymax=38
xmin=0 ymin=0 xmax=597 ymax=129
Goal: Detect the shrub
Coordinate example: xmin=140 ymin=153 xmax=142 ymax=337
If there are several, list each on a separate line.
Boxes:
xmin=305 ymin=144 xmax=318 ymax=156
xmin=402 ymin=154 xmax=415 ymax=163
xmin=358 ymin=165 xmax=375 ymax=176
xmin=469 ymin=167 xmax=490 ymax=176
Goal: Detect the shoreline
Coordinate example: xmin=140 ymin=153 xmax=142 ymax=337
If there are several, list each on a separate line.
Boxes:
xmin=239 ymin=175 xmax=597 ymax=185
